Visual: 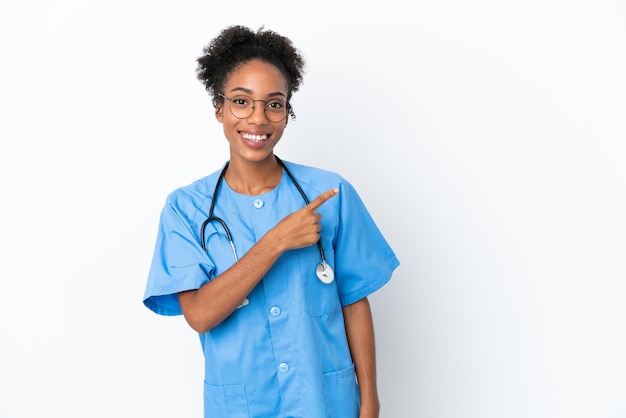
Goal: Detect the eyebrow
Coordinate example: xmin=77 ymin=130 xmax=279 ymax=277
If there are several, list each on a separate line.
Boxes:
xmin=228 ymin=87 xmax=287 ymax=98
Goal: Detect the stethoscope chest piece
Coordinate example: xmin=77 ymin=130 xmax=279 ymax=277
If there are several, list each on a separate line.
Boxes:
xmin=316 ymin=262 xmax=335 ymax=284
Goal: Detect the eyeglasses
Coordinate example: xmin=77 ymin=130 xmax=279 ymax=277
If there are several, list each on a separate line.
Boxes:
xmin=219 ymin=93 xmax=295 ymax=122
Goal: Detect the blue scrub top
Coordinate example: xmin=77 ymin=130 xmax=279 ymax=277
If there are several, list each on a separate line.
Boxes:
xmin=144 ymin=160 xmax=399 ymax=418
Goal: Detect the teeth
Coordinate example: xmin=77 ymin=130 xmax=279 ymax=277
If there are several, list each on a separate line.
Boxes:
xmin=242 ymin=133 xmax=267 ymax=142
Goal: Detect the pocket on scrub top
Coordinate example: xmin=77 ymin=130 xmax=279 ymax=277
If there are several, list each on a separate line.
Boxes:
xmin=203 ymin=382 xmax=250 ymax=418
xmin=300 ymin=247 xmax=340 ymax=317
xmin=322 ymin=364 xmax=360 ymax=418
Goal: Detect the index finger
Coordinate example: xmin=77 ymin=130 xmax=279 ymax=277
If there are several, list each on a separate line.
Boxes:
xmin=307 ymin=188 xmax=339 ymax=211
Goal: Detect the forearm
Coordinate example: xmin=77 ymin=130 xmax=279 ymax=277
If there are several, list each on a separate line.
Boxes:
xmin=179 ymin=187 xmax=339 ymax=334
xmin=343 ymin=297 xmax=380 ymax=418
xmin=178 ymin=231 xmax=285 ymax=333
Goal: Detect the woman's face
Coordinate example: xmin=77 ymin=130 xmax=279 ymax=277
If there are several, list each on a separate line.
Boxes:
xmin=216 ymin=59 xmax=290 ymax=165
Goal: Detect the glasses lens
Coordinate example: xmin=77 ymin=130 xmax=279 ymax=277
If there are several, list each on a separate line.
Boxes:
xmin=265 ymin=99 xmax=288 ymax=122
xmin=228 ymin=95 xmax=254 ymax=119
xmin=228 ymin=95 xmax=288 ymax=122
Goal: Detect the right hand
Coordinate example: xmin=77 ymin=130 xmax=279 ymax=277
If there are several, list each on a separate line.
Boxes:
xmin=273 ymin=188 xmax=339 ymax=251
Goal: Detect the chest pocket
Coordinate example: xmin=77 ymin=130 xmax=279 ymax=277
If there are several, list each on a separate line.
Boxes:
xmin=298 ymin=246 xmax=341 ymax=317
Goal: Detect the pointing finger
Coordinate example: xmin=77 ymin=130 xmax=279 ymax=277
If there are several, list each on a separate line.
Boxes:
xmin=307 ymin=188 xmax=339 ymax=211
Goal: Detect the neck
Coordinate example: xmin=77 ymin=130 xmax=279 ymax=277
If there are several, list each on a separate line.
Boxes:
xmin=225 ymin=155 xmax=282 ymax=195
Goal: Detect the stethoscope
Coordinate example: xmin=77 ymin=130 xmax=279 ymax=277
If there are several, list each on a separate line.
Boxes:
xmin=200 ymin=156 xmax=335 ymax=288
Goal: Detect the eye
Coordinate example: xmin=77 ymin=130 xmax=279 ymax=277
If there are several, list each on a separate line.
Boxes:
xmin=232 ymin=96 xmax=252 ymax=107
xmin=266 ymin=100 xmax=286 ymax=111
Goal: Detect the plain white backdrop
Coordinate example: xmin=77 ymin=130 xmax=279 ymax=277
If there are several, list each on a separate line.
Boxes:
xmin=1 ymin=1 xmax=625 ymax=417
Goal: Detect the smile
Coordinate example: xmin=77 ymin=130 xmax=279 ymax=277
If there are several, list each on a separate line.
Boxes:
xmin=242 ymin=133 xmax=268 ymax=142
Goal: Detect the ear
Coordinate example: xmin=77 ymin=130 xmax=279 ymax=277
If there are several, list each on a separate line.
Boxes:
xmin=215 ymin=105 xmax=224 ymax=123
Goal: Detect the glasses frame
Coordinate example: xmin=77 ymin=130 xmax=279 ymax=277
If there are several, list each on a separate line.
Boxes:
xmin=218 ymin=93 xmax=296 ymax=122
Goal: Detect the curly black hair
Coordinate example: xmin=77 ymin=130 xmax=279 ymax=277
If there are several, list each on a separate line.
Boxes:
xmin=196 ymin=25 xmax=305 ymax=108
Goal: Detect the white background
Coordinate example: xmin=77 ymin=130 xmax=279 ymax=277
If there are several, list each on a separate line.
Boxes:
xmin=1 ymin=1 xmax=625 ymax=417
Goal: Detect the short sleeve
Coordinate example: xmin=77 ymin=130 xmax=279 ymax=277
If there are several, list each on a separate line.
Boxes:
xmin=143 ymin=199 xmax=214 ymax=316
xmin=333 ymin=180 xmax=400 ymax=306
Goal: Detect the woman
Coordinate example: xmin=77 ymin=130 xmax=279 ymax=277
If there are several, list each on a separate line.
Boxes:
xmin=143 ymin=25 xmax=400 ymax=418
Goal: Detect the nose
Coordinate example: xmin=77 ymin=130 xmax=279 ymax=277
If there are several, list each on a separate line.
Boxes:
xmin=247 ymin=102 xmax=268 ymax=124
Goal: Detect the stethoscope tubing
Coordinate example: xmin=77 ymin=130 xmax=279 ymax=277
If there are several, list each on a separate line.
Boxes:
xmin=276 ymin=156 xmax=328 ymax=266
xmin=199 ymin=156 xmax=328 ymax=268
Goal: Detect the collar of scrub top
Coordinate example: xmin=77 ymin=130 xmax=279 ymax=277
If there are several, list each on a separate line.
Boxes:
xmin=199 ymin=155 xmax=335 ymax=285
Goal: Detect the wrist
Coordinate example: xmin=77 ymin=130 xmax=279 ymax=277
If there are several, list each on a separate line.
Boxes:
xmin=360 ymin=396 xmax=380 ymax=417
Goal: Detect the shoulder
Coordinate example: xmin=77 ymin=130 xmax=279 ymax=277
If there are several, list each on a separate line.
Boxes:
xmin=281 ymin=159 xmax=347 ymax=189
xmin=280 ymin=159 xmax=363 ymax=201
xmin=162 ymin=166 xmax=224 ymax=222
